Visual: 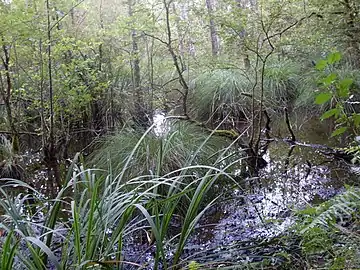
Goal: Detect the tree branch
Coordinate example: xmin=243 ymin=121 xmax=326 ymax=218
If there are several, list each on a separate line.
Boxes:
xmin=263 ymin=12 xmax=317 ymax=43
xmin=50 ymin=0 xmax=86 ymax=31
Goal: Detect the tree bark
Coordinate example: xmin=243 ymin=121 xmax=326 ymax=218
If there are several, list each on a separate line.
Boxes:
xmin=0 ymin=36 xmax=19 ymax=153
xmin=343 ymin=0 xmax=360 ymax=67
xmin=205 ymin=0 xmax=220 ymax=56
xmin=46 ymin=0 xmax=62 ymax=192
xmin=128 ymin=0 xmax=148 ymax=127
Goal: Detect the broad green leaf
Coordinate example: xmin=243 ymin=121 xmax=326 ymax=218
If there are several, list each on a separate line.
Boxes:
xmin=337 ymin=78 xmax=353 ymax=98
xmin=320 ymin=73 xmax=337 ymax=86
xmin=331 ymin=126 xmax=347 ymax=137
xmin=327 ymin=51 xmax=342 ymax=64
xmin=315 ymin=92 xmax=332 ymax=105
xmin=315 ymin=59 xmax=327 ymax=71
xmin=352 ymin=113 xmax=360 ymax=127
xmin=320 ymin=108 xmax=339 ymax=120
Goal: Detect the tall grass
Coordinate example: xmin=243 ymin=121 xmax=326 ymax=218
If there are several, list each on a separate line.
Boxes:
xmin=0 ymin=122 xmax=244 ymax=269
xmin=263 ymin=59 xmax=302 ymax=110
xmin=0 ymin=135 xmax=23 ymax=180
xmin=190 ymin=59 xmax=308 ymax=129
xmin=90 ymin=121 xmax=232 ymax=179
xmin=190 ymin=68 xmax=253 ymax=125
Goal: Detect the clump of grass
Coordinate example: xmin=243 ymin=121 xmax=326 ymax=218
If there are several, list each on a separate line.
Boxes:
xmin=190 ymin=68 xmax=253 ymax=126
xmin=0 ymin=135 xmax=23 ymax=180
xmin=263 ymin=59 xmax=302 ymax=111
xmin=190 ymin=60 xmax=306 ymax=128
xmin=90 ymin=121 xmax=232 ymax=179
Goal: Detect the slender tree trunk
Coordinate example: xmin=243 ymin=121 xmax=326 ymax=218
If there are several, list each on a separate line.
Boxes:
xmin=205 ymin=0 xmax=220 ymax=56
xmin=0 ymin=37 xmax=19 ymax=153
xmin=128 ymin=0 xmax=148 ymax=127
xmin=172 ymin=3 xmax=186 ymax=70
xmin=39 ymin=39 xmax=46 ymax=152
xmin=45 ymin=0 xmax=62 ymax=192
xmin=343 ymin=0 xmax=360 ymax=67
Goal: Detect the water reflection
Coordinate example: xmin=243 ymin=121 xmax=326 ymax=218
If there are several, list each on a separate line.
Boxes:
xmin=182 ymin=141 xmax=358 ymax=265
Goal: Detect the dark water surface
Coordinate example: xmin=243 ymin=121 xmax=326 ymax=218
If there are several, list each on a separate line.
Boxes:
xmin=121 ymin=135 xmax=358 ymax=268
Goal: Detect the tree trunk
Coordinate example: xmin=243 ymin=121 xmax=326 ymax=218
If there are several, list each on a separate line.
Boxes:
xmin=205 ymin=0 xmax=220 ymax=56
xmin=343 ymin=0 xmax=360 ymax=67
xmin=45 ymin=0 xmax=62 ymax=192
xmin=1 ymin=37 xmax=19 ymax=153
xmin=128 ymin=0 xmax=148 ymax=127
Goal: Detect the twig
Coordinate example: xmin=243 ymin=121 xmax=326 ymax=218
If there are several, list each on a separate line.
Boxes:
xmin=263 ymin=110 xmax=271 ymax=140
xmin=284 ymin=107 xmax=296 ymax=142
xmin=254 ymin=17 xmax=274 ymax=154
xmin=0 ymin=131 xmax=40 ymax=136
xmin=50 ymin=0 xmax=86 ymax=31
xmin=284 ymin=145 xmax=296 ymax=174
xmin=262 ymin=12 xmax=317 ymax=43
xmin=248 ymin=34 xmax=261 ymax=149
xmin=142 ymin=32 xmax=168 ymax=46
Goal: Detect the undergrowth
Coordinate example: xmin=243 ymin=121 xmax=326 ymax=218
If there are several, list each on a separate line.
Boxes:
xmin=295 ymin=186 xmax=360 ymax=269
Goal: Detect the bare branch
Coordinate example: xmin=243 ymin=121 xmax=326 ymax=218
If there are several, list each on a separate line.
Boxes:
xmin=50 ymin=0 xmax=86 ymax=31
xmin=142 ymin=31 xmax=168 ymax=45
xmin=263 ymin=12 xmax=317 ymax=43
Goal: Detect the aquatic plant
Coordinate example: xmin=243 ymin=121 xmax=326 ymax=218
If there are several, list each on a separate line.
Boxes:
xmin=0 ymin=135 xmax=23 ymax=180
xmin=0 ymin=124 xmax=244 ymax=269
xmin=90 ymin=121 xmax=234 ymax=179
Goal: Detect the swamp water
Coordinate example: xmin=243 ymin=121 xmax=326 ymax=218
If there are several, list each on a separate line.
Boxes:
xmin=120 ymin=125 xmax=359 ymax=269
xmin=1 ymin=120 xmax=358 ymax=269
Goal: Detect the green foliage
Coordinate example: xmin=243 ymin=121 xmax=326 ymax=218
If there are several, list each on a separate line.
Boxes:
xmin=190 ymin=68 xmax=252 ymax=124
xmin=301 ymin=226 xmax=333 ymax=255
xmin=263 ymin=59 xmax=302 ymax=110
xmin=0 ymin=231 xmax=19 ymax=270
xmin=299 ymin=187 xmax=360 ymax=232
xmin=295 ymin=186 xmax=360 ymax=268
xmin=343 ymin=144 xmax=360 ymax=164
xmin=314 ymin=52 xmax=360 ymax=138
xmin=191 ymin=59 xmax=305 ymax=127
xmin=188 ymin=260 xmax=200 ymax=270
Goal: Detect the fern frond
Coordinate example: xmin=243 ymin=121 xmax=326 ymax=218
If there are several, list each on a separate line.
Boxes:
xmin=300 ymin=187 xmax=360 ymax=234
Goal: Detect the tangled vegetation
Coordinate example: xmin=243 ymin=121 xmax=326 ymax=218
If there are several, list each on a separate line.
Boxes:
xmin=0 ymin=0 xmax=360 ymax=268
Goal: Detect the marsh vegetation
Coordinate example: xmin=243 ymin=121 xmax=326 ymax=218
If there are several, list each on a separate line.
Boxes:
xmin=0 ymin=0 xmax=360 ymax=269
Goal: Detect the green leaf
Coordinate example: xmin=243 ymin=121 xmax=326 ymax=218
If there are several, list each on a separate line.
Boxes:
xmin=337 ymin=78 xmax=353 ymax=98
xmin=297 ymin=207 xmax=317 ymax=216
xmin=320 ymin=73 xmax=337 ymax=86
xmin=352 ymin=113 xmax=360 ymax=127
xmin=331 ymin=126 xmax=347 ymax=137
xmin=339 ymin=78 xmax=353 ymax=90
xmin=315 ymin=92 xmax=332 ymax=105
xmin=315 ymin=59 xmax=327 ymax=71
xmin=320 ymin=108 xmax=339 ymax=120
xmin=327 ymin=51 xmax=342 ymax=64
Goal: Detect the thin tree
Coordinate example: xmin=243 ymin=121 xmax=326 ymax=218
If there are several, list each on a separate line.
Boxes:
xmin=205 ymin=0 xmax=220 ymax=56
xmin=0 ymin=36 xmax=19 ymax=153
xmin=45 ymin=0 xmax=62 ymax=191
